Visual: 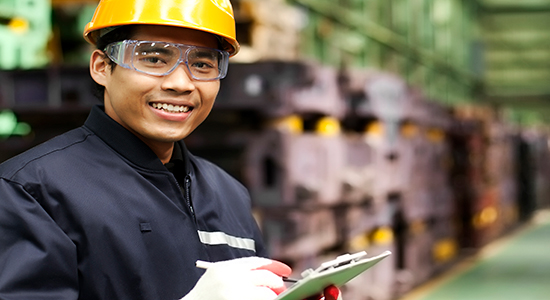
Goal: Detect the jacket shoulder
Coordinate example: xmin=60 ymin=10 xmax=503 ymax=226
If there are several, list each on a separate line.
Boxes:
xmin=188 ymin=153 xmax=239 ymax=181
xmin=0 ymin=127 xmax=92 ymax=180
xmin=187 ymin=152 xmax=249 ymax=192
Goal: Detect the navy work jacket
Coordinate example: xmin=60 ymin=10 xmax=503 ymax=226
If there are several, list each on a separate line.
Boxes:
xmin=0 ymin=105 xmax=267 ymax=300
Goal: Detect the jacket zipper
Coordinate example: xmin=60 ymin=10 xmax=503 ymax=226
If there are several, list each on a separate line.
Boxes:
xmin=185 ymin=174 xmax=211 ymax=258
xmin=184 ymin=175 xmax=196 ymax=223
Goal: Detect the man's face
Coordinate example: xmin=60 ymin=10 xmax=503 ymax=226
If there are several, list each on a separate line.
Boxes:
xmin=91 ymin=25 xmax=221 ymax=149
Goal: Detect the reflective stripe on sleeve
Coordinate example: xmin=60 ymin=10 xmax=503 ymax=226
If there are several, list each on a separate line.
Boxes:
xmin=197 ymin=230 xmax=256 ymax=252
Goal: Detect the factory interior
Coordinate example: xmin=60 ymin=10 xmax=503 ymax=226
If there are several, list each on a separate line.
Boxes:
xmin=1 ymin=0 xmax=550 ymax=299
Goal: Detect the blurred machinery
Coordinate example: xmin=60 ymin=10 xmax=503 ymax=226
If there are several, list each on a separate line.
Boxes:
xmin=195 ymin=63 xmax=550 ymax=300
xmin=0 ymin=0 xmax=51 ymax=69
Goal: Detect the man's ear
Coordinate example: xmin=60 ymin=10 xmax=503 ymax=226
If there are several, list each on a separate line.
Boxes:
xmin=90 ymin=49 xmax=109 ymax=87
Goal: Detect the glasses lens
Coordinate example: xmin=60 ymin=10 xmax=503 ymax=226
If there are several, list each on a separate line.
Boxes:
xmin=105 ymin=42 xmax=125 ymax=65
xmin=187 ymin=48 xmax=226 ymax=80
xmin=107 ymin=40 xmax=229 ymax=80
xmin=133 ymin=42 xmax=180 ymax=75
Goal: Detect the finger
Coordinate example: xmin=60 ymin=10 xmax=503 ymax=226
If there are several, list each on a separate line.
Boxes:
xmin=249 ymin=269 xmax=286 ymax=295
xmin=230 ymin=256 xmax=276 ymax=270
xmin=254 ymin=259 xmax=292 ymax=278
xmin=323 ymin=285 xmax=342 ymax=300
xmin=205 ymin=257 xmax=292 ymax=277
xmin=210 ymin=256 xmax=275 ymax=272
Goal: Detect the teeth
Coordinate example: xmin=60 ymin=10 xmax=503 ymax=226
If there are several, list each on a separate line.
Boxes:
xmin=151 ymin=103 xmax=191 ymax=113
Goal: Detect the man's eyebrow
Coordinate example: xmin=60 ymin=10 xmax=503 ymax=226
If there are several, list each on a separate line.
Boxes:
xmin=191 ymin=49 xmax=218 ymax=58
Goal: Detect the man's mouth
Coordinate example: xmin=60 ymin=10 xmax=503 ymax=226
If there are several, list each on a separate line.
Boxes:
xmin=150 ymin=103 xmax=192 ymax=114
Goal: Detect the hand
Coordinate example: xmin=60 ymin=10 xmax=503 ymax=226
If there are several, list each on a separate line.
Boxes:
xmin=181 ymin=257 xmax=292 ymax=300
xmin=304 ymin=285 xmax=343 ymax=300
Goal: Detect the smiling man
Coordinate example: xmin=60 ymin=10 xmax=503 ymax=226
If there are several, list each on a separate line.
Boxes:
xmin=90 ymin=25 xmax=223 ymax=164
xmin=0 ymin=1 xmax=342 ymax=300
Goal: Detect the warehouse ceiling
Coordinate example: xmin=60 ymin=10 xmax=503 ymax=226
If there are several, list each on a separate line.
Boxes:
xmin=479 ymin=0 xmax=550 ymax=113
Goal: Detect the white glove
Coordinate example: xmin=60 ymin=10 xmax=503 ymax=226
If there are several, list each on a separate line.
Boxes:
xmin=181 ymin=257 xmax=291 ymax=300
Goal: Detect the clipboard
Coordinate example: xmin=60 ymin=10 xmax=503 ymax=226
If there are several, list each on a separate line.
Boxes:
xmin=275 ymin=250 xmax=391 ymax=300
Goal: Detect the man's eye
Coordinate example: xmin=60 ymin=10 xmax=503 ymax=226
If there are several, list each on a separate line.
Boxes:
xmin=144 ymin=56 xmax=162 ymax=64
xmin=137 ymin=52 xmax=170 ymax=66
xmin=192 ymin=61 xmax=214 ymax=69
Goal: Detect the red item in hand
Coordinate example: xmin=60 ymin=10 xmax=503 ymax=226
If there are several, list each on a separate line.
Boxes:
xmin=254 ymin=260 xmax=292 ymax=295
xmin=323 ymin=285 xmax=341 ymax=300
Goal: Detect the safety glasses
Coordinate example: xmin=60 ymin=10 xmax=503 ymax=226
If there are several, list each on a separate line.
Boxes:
xmin=104 ymin=40 xmax=230 ymax=81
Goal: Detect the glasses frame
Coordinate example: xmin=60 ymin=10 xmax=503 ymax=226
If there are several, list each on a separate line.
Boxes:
xmin=103 ymin=39 xmax=230 ymax=81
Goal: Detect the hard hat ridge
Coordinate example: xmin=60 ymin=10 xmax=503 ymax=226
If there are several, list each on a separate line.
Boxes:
xmin=83 ymin=0 xmax=240 ymax=56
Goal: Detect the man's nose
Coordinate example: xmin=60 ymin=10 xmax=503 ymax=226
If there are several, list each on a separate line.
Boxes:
xmin=160 ymin=63 xmax=196 ymax=93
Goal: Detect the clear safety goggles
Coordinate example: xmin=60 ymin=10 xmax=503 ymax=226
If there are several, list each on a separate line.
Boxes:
xmin=104 ymin=40 xmax=230 ymax=81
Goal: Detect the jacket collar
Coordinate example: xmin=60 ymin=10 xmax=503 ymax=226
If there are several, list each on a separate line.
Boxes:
xmin=83 ymin=105 xmax=191 ymax=174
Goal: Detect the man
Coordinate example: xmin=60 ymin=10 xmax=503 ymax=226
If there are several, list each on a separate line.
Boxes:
xmin=0 ymin=0 xmax=341 ymax=299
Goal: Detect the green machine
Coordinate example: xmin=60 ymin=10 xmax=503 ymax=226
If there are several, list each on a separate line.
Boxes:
xmin=0 ymin=0 xmax=52 ymax=69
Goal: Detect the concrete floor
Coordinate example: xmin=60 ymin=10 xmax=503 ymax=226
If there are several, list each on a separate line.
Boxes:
xmin=399 ymin=210 xmax=550 ymax=300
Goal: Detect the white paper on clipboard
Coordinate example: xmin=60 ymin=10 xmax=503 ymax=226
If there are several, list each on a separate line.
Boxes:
xmin=275 ymin=250 xmax=391 ymax=300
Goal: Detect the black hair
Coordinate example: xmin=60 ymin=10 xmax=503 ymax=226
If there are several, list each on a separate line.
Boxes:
xmin=92 ymin=26 xmax=137 ymax=100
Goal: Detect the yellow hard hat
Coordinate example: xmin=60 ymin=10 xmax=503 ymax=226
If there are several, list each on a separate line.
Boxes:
xmin=83 ymin=0 xmax=240 ymax=56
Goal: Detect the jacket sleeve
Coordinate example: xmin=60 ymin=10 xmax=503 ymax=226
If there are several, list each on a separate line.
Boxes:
xmin=0 ymin=178 xmax=79 ymax=299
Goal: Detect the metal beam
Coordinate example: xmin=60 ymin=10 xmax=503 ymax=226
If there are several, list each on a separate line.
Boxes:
xmin=482 ymin=12 xmax=550 ymax=30
xmin=484 ymin=36 xmax=550 ymax=50
xmin=479 ymin=2 xmax=550 ymax=100
xmin=486 ymin=50 xmax=550 ymax=66
xmin=480 ymin=0 xmax=550 ymax=12
xmin=484 ymin=82 xmax=550 ymax=97
xmin=486 ymin=68 xmax=550 ymax=83
xmin=484 ymin=94 xmax=550 ymax=110
xmin=290 ymin=0 xmax=479 ymax=87
xmin=482 ymin=5 xmax=550 ymax=13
